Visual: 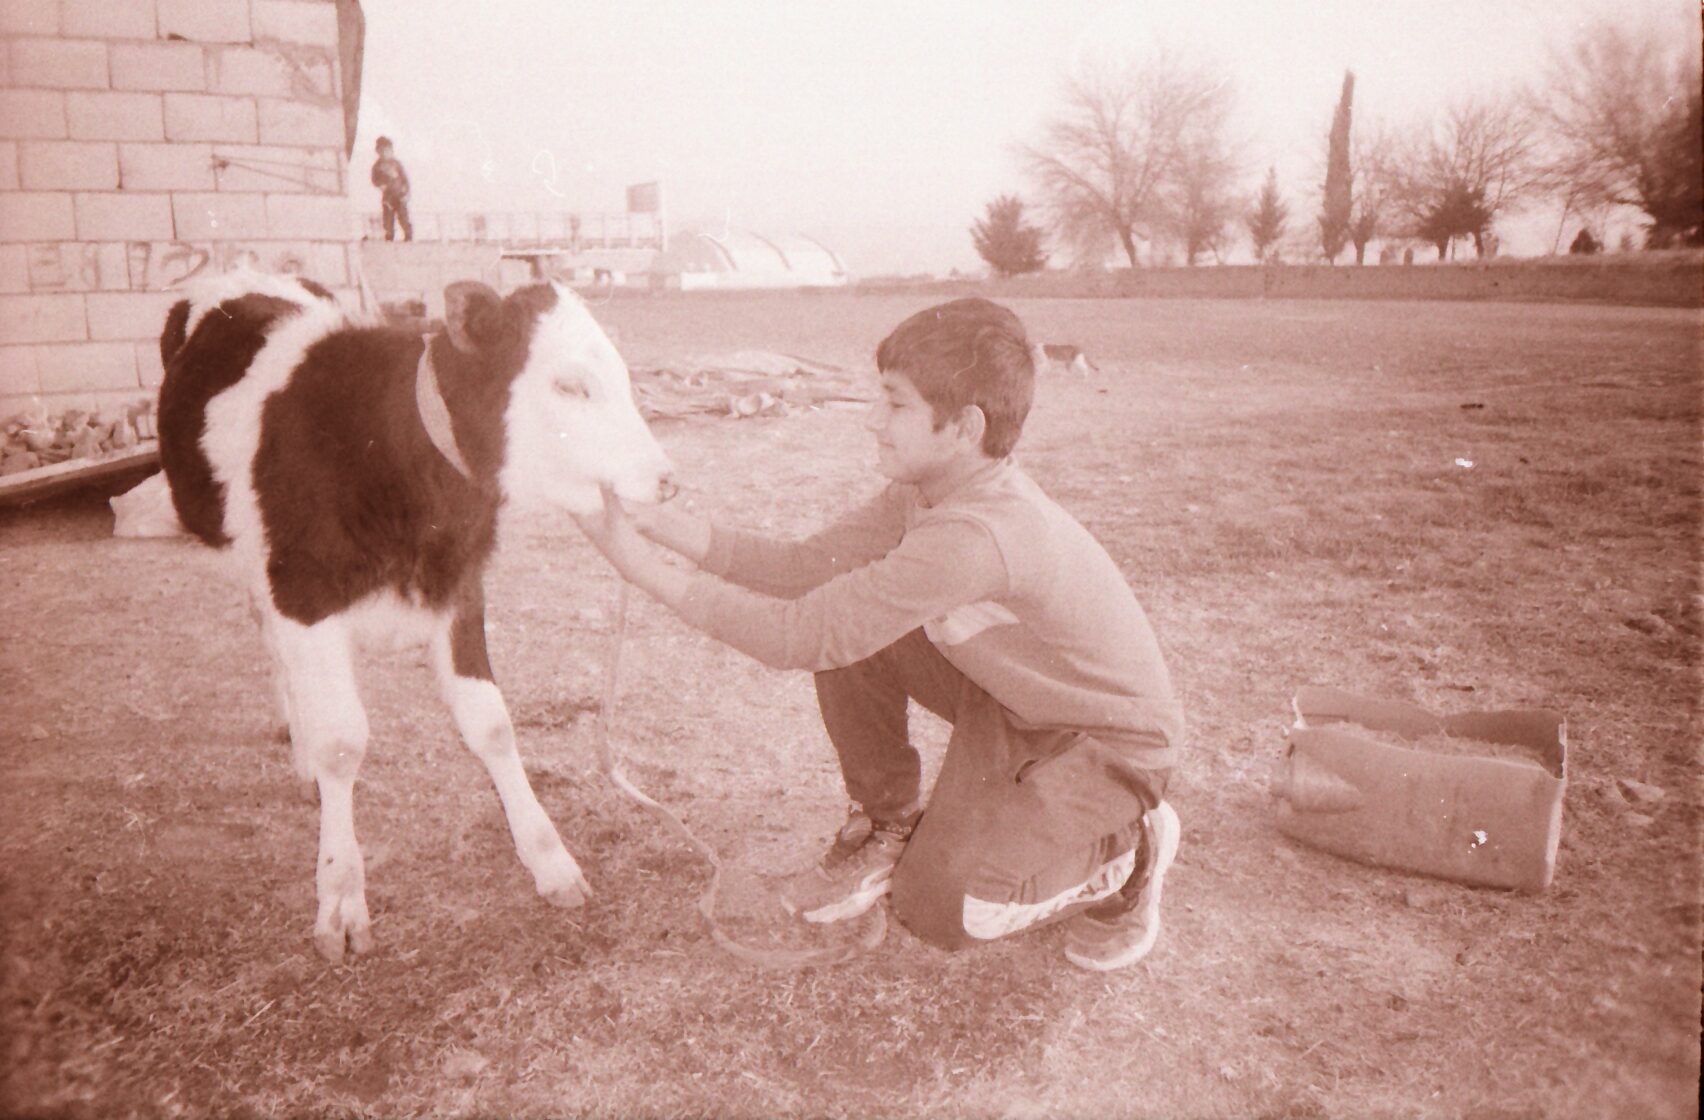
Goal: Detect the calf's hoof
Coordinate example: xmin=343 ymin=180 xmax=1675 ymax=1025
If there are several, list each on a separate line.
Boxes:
xmin=313 ymin=917 xmax=374 ymax=963
xmin=540 ymin=874 xmax=592 ymax=910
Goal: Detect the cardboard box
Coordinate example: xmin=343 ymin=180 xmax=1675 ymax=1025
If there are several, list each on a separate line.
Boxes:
xmin=1272 ymin=686 xmax=1567 ymax=892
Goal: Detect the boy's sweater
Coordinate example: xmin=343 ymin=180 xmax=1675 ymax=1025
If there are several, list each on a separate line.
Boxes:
xmin=676 ymin=459 xmax=1182 ymax=770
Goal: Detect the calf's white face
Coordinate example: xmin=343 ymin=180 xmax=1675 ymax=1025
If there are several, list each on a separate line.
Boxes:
xmin=500 ymin=287 xmax=674 ymax=514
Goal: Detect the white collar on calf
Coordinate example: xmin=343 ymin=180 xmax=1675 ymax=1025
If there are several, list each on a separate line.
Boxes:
xmin=415 ymin=337 xmax=473 ymax=478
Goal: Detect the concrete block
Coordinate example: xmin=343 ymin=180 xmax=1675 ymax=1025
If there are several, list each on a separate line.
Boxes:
xmin=211 ymin=142 xmax=338 ymax=193
xmin=0 ymin=246 xmax=27 ymax=294
xmin=209 ymin=45 xmax=294 ymax=98
xmin=67 ymin=92 xmax=165 ymax=142
xmin=0 ymin=345 xmax=42 ymax=397
xmin=86 ymin=290 xmax=177 ymax=341
xmin=111 ymin=42 xmax=206 ymax=93
xmin=73 ymin=192 xmax=172 ymax=240
xmin=164 ymin=92 xmax=257 ymax=143
xmin=0 ymin=294 xmax=87 ymax=344
xmin=18 ymin=140 xmax=118 ymax=190
xmin=265 ymin=193 xmax=354 ymax=240
xmin=0 ymin=90 xmax=69 ymax=140
xmin=61 ymin=0 xmax=158 ymax=40
xmin=157 ymin=0 xmax=251 ymax=44
xmin=23 ymin=242 xmax=131 ymax=293
xmin=120 ymin=141 xmax=216 ymax=190
xmin=171 ymin=191 xmax=268 ymax=240
xmin=35 ymin=341 xmax=140 ymax=392
xmin=256 ymin=97 xmax=342 ymax=148
xmin=253 ymin=0 xmax=339 ymax=46
xmin=134 ymin=339 xmax=165 ymax=387
xmin=0 ymin=142 xmax=16 ymax=190
xmin=0 ymin=193 xmax=75 ymax=243
xmin=0 ymin=0 xmax=60 ymax=36
xmin=302 ymin=239 xmax=349 ymax=286
xmin=9 ymin=38 xmax=109 ymax=89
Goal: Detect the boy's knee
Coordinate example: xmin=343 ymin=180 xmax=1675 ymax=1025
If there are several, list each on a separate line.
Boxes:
xmin=889 ymin=854 xmax=979 ymax=950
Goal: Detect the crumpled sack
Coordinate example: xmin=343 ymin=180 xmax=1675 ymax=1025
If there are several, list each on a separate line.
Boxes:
xmin=110 ymin=471 xmax=185 ymax=538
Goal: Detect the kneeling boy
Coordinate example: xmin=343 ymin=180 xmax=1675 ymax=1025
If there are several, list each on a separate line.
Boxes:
xmin=572 ymin=298 xmax=1182 ymax=970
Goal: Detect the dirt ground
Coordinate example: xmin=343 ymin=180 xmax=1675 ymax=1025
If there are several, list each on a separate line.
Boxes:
xmin=2 ymin=291 xmax=1699 ymax=1119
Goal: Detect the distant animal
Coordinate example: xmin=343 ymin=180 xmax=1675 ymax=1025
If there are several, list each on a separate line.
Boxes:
xmin=1033 ymin=343 xmax=1099 ymax=377
xmin=156 ymin=270 xmax=676 ymax=962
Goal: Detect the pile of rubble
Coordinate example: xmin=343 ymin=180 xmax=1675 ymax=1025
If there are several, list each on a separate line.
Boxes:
xmin=1 ymin=400 xmax=158 ymax=476
xmin=630 ymin=351 xmax=869 ymax=421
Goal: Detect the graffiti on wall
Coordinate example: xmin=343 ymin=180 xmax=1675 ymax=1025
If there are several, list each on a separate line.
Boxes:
xmin=24 ymin=242 xmax=325 ymax=293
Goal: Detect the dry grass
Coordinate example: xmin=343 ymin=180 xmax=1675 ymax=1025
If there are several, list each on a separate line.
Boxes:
xmin=1 ymin=292 xmax=1698 ymax=1119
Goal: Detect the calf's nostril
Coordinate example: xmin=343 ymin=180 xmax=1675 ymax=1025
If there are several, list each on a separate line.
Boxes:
xmin=657 ymin=476 xmax=680 ymax=503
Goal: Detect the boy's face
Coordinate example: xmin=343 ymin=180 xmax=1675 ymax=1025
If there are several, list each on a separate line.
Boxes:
xmin=866 ymin=370 xmax=979 ymax=485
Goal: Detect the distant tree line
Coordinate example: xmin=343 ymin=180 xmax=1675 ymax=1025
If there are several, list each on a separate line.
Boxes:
xmin=970 ymin=16 xmax=1701 ymax=274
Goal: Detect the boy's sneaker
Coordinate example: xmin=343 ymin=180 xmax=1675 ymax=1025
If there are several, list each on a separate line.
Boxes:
xmin=1062 ymin=801 xmax=1180 ymax=972
xmin=780 ymin=805 xmax=919 ymax=924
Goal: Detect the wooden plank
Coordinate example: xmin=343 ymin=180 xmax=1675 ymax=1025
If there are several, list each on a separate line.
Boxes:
xmin=0 ymin=443 xmax=160 ymax=508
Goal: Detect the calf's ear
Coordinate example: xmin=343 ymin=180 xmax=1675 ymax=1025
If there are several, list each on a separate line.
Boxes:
xmin=443 ymin=281 xmax=504 ymax=353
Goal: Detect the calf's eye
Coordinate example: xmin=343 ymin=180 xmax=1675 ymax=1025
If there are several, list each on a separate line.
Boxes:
xmin=554 ymin=379 xmax=590 ymax=400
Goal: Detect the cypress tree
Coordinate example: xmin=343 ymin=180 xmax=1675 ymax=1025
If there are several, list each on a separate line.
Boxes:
xmin=1320 ymin=71 xmax=1355 ymax=263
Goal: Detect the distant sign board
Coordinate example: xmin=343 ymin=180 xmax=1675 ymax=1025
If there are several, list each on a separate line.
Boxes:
xmin=626 ymin=181 xmax=662 ymax=213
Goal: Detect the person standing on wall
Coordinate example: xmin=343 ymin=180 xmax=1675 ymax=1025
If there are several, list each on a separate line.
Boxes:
xmin=371 ymin=136 xmax=413 ymax=242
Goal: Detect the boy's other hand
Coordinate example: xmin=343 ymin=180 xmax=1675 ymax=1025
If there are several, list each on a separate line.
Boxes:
xmin=569 ymin=485 xmax=692 ymax=611
xmin=571 ymin=486 xmax=644 ymax=568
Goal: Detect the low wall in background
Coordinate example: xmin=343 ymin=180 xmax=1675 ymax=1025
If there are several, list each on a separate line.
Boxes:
xmin=355 ymin=241 xmax=503 ymax=320
xmin=866 ymin=253 xmax=1701 ymax=308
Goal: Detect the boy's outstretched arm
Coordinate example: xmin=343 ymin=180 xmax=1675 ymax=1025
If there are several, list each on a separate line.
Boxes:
xmin=624 ymin=499 xmax=712 ymax=565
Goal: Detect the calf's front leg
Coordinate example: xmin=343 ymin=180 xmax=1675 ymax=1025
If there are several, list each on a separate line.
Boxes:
xmin=432 ymin=587 xmax=590 ymax=909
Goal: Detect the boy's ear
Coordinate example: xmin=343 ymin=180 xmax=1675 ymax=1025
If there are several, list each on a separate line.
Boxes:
xmin=954 ymin=404 xmax=988 ymax=449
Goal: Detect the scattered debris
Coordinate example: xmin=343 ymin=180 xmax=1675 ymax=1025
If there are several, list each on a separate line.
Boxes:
xmin=630 ymin=352 xmax=869 ymax=421
xmin=1615 ymin=777 xmax=1666 ymax=806
xmin=442 ymin=1047 xmax=490 ymax=1081
xmin=2 ymin=400 xmax=156 ymax=475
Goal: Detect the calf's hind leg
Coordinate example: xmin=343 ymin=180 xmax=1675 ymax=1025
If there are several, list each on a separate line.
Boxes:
xmin=432 ymin=586 xmax=591 ymax=909
xmin=271 ymin=611 xmax=375 ymax=962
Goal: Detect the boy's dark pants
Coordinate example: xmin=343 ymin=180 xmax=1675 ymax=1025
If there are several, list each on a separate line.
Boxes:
xmin=814 ymin=629 xmax=1167 ymax=950
xmin=382 ymin=193 xmax=412 ymax=241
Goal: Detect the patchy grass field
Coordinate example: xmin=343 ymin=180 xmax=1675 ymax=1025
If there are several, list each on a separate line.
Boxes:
xmin=2 ymin=292 xmax=1699 ymax=1119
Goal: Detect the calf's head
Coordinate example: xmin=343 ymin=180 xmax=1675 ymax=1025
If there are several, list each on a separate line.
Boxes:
xmin=442 ymin=281 xmax=674 ymax=514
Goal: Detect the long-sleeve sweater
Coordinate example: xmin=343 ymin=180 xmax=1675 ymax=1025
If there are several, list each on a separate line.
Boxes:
xmin=675 ymin=459 xmax=1183 ymax=770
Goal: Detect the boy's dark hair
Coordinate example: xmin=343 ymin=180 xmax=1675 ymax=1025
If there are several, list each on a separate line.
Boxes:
xmin=875 ymin=297 xmax=1034 ymax=459
xmin=375 ymin=136 xmax=393 ymax=150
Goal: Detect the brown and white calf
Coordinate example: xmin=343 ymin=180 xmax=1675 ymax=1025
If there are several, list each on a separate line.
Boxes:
xmin=157 ymin=271 xmax=674 ymax=962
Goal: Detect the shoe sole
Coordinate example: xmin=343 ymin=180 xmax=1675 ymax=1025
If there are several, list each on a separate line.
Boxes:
xmin=1064 ymin=801 xmax=1180 ymax=971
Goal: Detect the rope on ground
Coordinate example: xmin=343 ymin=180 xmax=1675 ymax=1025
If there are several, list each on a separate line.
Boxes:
xmin=595 ymin=581 xmax=886 ymax=969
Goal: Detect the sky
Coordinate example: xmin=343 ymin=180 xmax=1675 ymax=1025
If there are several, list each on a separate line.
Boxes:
xmin=349 ymin=0 xmax=1698 ymax=276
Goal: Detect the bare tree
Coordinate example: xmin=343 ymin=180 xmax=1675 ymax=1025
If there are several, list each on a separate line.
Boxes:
xmin=1387 ymin=96 xmax=1538 ymax=259
xmin=1022 ymin=51 xmax=1235 ymax=268
xmin=1163 ymin=75 xmax=1240 ymax=265
xmin=1347 ymin=122 xmax=1395 ymax=265
xmin=1535 ymin=20 xmax=1703 ymax=247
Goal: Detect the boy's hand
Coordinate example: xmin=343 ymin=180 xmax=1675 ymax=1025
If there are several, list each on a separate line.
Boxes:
xmin=571 ymin=487 xmax=691 ymax=610
xmin=572 ymin=487 xmax=645 ymax=571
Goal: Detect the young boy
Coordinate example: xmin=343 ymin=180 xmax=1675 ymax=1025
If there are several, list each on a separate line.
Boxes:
xmin=370 ymin=136 xmax=412 ymax=242
xmin=572 ymin=298 xmax=1182 ymax=970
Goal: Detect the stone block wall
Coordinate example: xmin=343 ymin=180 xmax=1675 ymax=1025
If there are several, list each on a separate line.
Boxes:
xmin=0 ymin=0 xmax=357 ymax=418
